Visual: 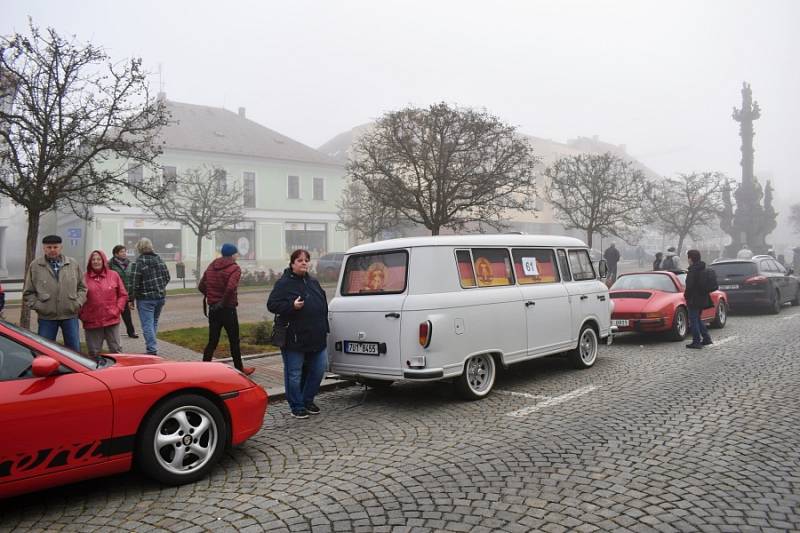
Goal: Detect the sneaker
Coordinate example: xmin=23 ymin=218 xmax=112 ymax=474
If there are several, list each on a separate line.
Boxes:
xmin=685 ymin=343 xmax=703 ymax=349
xmin=128 ymin=333 xmax=139 ymax=338
xmin=702 ymin=339 xmax=713 ymax=346
xmin=291 ymin=410 xmax=309 ymax=419
xmin=305 ymin=402 xmax=321 ymax=415
xmin=242 ymin=367 xmax=256 ymax=376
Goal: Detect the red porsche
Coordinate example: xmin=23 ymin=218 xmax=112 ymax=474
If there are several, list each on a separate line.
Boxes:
xmin=0 ymin=320 xmax=267 ymax=499
xmin=609 ymin=271 xmax=728 ymax=340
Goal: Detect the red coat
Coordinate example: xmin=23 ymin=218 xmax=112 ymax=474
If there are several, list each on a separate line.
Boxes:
xmin=79 ymin=250 xmax=129 ymax=329
xmin=198 ymin=257 xmax=241 ymax=307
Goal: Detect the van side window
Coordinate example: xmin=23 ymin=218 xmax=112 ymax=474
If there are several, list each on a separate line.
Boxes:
xmin=456 ymin=250 xmax=477 ymax=288
xmin=557 ymin=249 xmax=572 ymax=282
xmin=471 ymin=248 xmax=515 ymax=287
xmin=341 ymin=251 xmax=409 ymax=295
xmin=511 ymin=249 xmax=560 ymax=284
xmin=568 ymin=249 xmax=596 ymax=281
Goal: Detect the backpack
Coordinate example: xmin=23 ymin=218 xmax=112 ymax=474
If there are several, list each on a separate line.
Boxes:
xmin=661 ymin=256 xmax=675 ymax=270
xmin=704 ymin=268 xmax=718 ymax=292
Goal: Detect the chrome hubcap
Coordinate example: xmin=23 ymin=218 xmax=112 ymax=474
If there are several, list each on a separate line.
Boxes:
xmin=154 ymin=406 xmax=217 ymax=475
xmin=466 ymin=355 xmax=493 ymax=393
xmin=579 ymin=330 xmax=597 ymax=364
xmin=718 ymin=303 xmax=726 ymax=324
xmin=677 ymin=312 xmax=687 ymax=335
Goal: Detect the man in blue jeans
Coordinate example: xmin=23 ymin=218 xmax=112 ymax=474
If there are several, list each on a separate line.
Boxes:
xmin=22 ymin=235 xmax=87 ymax=352
xmin=684 ymin=249 xmax=713 ymax=349
xmin=130 ymin=237 xmax=170 ymax=355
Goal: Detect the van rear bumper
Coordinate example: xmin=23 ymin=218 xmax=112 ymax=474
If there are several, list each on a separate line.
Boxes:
xmin=403 ymin=368 xmax=445 ymax=380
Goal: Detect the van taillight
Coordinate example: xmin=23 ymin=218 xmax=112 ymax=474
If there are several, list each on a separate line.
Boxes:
xmin=419 ymin=320 xmax=432 ymax=348
xmin=744 ymin=275 xmax=768 ymax=285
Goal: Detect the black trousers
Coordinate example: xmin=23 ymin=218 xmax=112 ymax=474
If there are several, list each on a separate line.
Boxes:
xmin=203 ymin=307 xmax=243 ymax=371
xmin=121 ymin=305 xmax=136 ymax=336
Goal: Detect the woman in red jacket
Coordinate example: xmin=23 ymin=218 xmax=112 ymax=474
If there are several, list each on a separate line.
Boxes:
xmin=79 ymin=250 xmax=129 ymax=357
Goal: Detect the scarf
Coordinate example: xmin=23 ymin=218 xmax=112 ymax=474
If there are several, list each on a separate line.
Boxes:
xmin=112 ymin=256 xmax=130 ymax=271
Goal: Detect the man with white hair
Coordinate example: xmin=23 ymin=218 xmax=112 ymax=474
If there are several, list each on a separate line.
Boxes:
xmin=130 ymin=238 xmax=171 ymax=355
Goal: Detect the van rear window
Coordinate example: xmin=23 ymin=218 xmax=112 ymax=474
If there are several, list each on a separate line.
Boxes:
xmin=341 ymin=251 xmax=408 ymax=295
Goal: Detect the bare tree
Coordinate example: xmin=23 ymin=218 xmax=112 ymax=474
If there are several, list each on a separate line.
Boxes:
xmin=647 ymin=172 xmax=727 ymax=255
xmin=348 ymin=102 xmax=538 ymax=235
xmin=145 ymin=166 xmax=244 ymax=279
xmin=544 ymin=152 xmax=651 ymax=248
xmin=0 ymin=22 xmax=169 ymax=327
xmin=337 ymin=180 xmax=400 ymax=242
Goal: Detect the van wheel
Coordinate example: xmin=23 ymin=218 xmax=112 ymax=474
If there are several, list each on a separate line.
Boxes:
xmin=668 ymin=307 xmax=688 ymax=341
xmin=136 ymin=394 xmax=226 ymax=485
xmin=570 ymin=325 xmax=598 ymax=369
xmin=711 ymin=300 xmax=727 ymax=329
xmin=361 ymin=378 xmax=393 ymax=390
xmin=456 ymin=353 xmax=496 ymax=400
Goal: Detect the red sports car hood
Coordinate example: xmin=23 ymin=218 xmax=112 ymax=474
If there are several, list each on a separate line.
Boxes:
xmin=610 ymin=290 xmax=657 ymax=315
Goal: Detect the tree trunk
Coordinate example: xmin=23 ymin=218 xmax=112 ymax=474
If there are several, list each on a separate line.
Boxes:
xmin=586 ymin=229 xmax=593 ymax=249
xmin=20 ymin=211 xmax=41 ymax=329
xmin=677 ymin=233 xmax=686 ymax=256
xmin=431 ymin=225 xmax=440 ymax=236
xmin=195 ymin=235 xmax=203 ymax=284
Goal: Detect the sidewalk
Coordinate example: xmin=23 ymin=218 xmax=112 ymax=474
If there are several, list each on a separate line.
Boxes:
xmin=116 ymin=334 xmax=354 ymax=402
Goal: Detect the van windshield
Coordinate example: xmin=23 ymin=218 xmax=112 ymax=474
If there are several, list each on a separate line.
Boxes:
xmin=341 ymin=251 xmax=408 ymax=295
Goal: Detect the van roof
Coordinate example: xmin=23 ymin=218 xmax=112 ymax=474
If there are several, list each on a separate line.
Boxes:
xmin=346 ymin=234 xmax=588 ymax=254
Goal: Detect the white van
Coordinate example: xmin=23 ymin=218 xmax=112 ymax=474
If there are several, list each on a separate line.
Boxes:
xmin=327 ymin=235 xmax=612 ymax=400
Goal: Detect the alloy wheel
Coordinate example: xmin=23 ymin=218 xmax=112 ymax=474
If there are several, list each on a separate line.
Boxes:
xmin=154 ymin=405 xmax=218 ymax=476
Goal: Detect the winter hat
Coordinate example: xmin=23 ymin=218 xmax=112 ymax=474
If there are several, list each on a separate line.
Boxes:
xmin=667 ymin=246 xmax=676 ymax=252
xmin=220 ymin=243 xmax=238 ymax=257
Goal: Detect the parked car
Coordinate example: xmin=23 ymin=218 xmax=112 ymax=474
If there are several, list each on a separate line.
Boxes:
xmin=708 ymin=258 xmax=800 ymax=314
xmin=316 ymin=252 xmax=345 ymax=282
xmin=0 ymin=320 xmax=268 ymax=499
xmin=610 ymin=270 xmax=728 ymax=340
xmin=328 ymin=234 xmax=613 ymax=400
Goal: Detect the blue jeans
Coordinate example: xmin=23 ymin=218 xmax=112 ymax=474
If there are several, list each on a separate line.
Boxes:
xmin=688 ymin=308 xmax=711 ymax=345
xmin=281 ymin=348 xmax=328 ymax=414
xmin=38 ymin=318 xmax=80 ymax=352
xmin=137 ymin=298 xmax=165 ymax=354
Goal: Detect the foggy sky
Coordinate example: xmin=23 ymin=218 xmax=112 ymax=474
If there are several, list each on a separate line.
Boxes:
xmin=3 ymin=0 xmax=798 ymax=198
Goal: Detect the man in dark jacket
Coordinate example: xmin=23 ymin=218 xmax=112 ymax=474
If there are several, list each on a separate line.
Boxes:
xmin=603 ymin=243 xmax=621 ymax=281
xmin=684 ymin=249 xmax=713 ymax=349
xmin=199 ymin=244 xmax=253 ymax=375
xmin=108 ymin=245 xmax=138 ymax=338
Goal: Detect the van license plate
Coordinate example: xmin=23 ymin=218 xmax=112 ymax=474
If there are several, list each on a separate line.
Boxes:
xmin=344 ymin=341 xmax=380 ymax=355
xmin=611 ymin=319 xmax=629 ymax=327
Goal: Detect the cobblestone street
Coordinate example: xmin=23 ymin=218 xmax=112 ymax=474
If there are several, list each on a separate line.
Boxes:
xmin=2 ymin=305 xmax=799 ymax=532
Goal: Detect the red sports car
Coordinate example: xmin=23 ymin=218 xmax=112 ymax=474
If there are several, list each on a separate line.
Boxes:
xmin=609 ymin=271 xmax=728 ymax=340
xmin=0 ymin=320 xmax=267 ymax=499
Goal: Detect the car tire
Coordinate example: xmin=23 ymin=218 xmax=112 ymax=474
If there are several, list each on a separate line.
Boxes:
xmin=137 ymin=394 xmax=227 ymax=485
xmin=711 ymin=300 xmax=727 ymax=329
xmin=669 ymin=307 xmax=688 ymax=341
xmin=770 ymin=290 xmax=782 ymax=314
xmin=361 ymin=378 xmax=394 ymax=390
xmin=569 ymin=324 xmax=598 ymax=369
xmin=456 ymin=353 xmax=496 ymax=400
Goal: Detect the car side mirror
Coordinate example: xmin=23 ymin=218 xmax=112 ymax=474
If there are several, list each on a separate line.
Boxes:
xmin=32 ymin=355 xmax=60 ymax=378
xmin=597 ymin=259 xmax=608 ymax=279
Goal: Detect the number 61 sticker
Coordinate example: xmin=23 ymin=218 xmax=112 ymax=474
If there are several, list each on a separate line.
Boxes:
xmin=522 ymin=257 xmax=539 ymax=276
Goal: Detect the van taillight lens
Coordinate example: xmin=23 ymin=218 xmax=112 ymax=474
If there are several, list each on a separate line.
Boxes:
xmin=744 ymin=275 xmax=768 ymax=285
xmin=419 ymin=320 xmax=432 ymax=348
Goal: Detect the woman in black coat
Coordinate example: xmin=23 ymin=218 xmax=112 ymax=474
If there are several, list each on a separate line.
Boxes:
xmin=267 ymin=249 xmax=329 ymax=419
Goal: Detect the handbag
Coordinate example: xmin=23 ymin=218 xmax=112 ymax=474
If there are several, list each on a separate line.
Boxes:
xmin=270 ymin=315 xmax=289 ymax=347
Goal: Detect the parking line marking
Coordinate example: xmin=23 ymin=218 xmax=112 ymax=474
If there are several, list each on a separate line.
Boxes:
xmin=496 ymin=390 xmax=551 ymax=400
xmin=505 ymin=385 xmax=598 ymax=418
xmin=708 ymin=335 xmax=738 ymax=347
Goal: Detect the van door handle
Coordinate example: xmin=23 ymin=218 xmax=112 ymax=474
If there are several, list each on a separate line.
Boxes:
xmin=580 ymin=295 xmax=588 ymax=300
xmin=597 ymin=295 xmax=606 ymax=301
xmin=385 ymin=312 xmax=400 ymax=318
xmin=525 ymin=301 xmax=535 ymax=307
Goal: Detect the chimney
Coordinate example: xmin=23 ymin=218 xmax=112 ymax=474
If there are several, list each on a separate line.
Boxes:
xmin=238 ymin=107 xmax=246 ymax=118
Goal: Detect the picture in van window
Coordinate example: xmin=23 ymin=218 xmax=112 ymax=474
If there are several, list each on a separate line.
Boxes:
xmin=362 ymin=262 xmax=388 ymax=291
xmin=472 ymin=249 xmax=514 ymax=287
xmin=342 ymin=251 xmax=408 ymax=295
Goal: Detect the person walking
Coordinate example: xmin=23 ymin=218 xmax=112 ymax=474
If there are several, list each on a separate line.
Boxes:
xmin=22 ymin=235 xmax=87 ymax=352
xmin=79 ymin=250 xmax=128 ymax=357
xmin=653 ymin=252 xmax=664 ymax=271
xmin=684 ymin=249 xmax=714 ymax=349
xmin=108 ymin=244 xmax=139 ymax=339
xmin=0 ymin=282 xmax=5 ymax=319
xmin=661 ymin=247 xmax=680 ymax=270
xmin=130 ymin=238 xmax=170 ymax=355
xmin=198 ymin=243 xmax=254 ymax=375
xmin=603 ymin=243 xmax=621 ymax=281
xmin=267 ymin=249 xmax=329 ymax=419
